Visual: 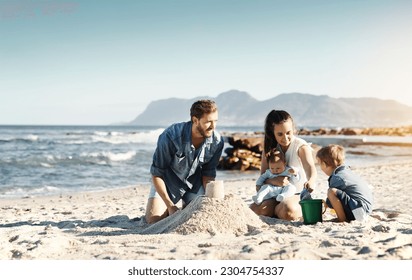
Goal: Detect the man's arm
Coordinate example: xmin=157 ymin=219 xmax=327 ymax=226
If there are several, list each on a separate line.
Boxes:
xmin=152 ymin=175 xmax=179 ymax=215
xmin=202 ymin=176 xmax=215 ymax=191
xmin=150 ymin=130 xmax=179 ymax=215
xmin=200 ymin=136 xmax=224 ymax=178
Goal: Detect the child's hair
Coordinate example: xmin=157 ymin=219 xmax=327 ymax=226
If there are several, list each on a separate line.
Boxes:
xmin=316 ymin=144 xmax=345 ymax=168
xmin=266 ymin=148 xmax=285 ymax=164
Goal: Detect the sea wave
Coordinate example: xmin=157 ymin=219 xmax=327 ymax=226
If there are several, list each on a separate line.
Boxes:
xmin=0 ymin=185 xmax=61 ymax=198
xmin=0 ymin=134 xmax=40 ymax=143
xmin=0 ymin=150 xmax=141 ymax=168
xmin=84 ymin=151 xmax=137 ymax=162
xmin=91 ymin=129 xmax=163 ymax=145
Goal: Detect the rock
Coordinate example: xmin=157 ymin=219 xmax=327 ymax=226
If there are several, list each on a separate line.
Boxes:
xmin=218 ymin=125 xmax=412 ymax=170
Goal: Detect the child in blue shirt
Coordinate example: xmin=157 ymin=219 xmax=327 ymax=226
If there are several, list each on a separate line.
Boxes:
xmin=316 ymin=144 xmax=373 ymax=222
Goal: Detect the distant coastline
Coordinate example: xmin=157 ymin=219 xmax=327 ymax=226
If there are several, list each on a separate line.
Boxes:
xmin=130 ymin=91 xmax=412 ymax=128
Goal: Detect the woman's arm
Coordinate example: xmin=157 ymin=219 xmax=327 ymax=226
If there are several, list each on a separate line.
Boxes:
xmin=260 ymin=151 xmax=268 ymax=174
xmin=298 ymin=145 xmax=317 ymax=192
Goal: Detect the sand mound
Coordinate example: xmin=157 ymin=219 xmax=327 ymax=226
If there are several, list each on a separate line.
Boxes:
xmin=140 ymin=194 xmax=265 ymax=235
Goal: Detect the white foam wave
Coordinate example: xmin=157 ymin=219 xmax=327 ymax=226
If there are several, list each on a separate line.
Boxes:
xmin=0 ymin=185 xmax=61 ymax=198
xmin=0 ymin=134 xmax=40 ymax=142
xmin=106 ymin=151 xmax=137 ymax=162
xmin=26 ymin=134 xmax=39 ymax=141
xmin=91 ymin=129 xmax=164 ymax=144
xmin=82 ymin=151 xmax=137 ymax=162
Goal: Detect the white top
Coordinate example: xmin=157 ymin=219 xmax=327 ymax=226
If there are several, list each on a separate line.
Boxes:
xmin=278 ymin=136 xmax=310 ymax=192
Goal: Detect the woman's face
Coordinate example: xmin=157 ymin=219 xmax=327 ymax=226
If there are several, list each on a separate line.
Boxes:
xmin=273 ymin=119 xmax=294 ymax=148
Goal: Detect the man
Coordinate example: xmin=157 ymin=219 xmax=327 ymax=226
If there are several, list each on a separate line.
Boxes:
xmin=145 ymin=99 xmax=224 ymax=224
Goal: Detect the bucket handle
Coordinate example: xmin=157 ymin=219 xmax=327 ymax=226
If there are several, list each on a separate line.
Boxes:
xmin=321 ymin=199 xmax=327 ymax=214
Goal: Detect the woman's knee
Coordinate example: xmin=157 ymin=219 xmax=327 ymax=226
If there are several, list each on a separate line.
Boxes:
xmin=275 ymin=197 xmax=302 ymax=221
xmin=250 ymin=199 xmax=276 ymax=217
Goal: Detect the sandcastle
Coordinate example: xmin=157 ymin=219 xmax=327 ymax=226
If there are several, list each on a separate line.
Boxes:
xmin=173 ymin=194 xmax=265 ymax=235
xmin=139 ymin=182 xmax=265 ymax=235
xmin=205 ymin=180 xmax=225 ymax=199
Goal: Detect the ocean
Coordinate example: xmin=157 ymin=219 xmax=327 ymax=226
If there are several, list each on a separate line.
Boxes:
xmin=1 ymin=125 xmax=411 ymax=198
xmin=0 ymin=125 xmax=261 ymax=198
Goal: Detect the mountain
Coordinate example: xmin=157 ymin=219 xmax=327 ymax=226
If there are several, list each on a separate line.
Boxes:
xmin=129 ymin=90 xmax=412 ymax=128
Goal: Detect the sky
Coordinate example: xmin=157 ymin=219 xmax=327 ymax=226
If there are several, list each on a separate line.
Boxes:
xmin=1 ymin=0 xmax=411 ymax=125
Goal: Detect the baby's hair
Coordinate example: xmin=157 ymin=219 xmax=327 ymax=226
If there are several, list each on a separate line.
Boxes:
xmin=316 ymin=144 xmax=345 ymax=168
xmin=266 ymin=148 xmax=285 ymax=164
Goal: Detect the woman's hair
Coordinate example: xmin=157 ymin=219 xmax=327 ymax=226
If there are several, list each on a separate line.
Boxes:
xmin=264 ymin=110 xmax=294 ymax=154
xmin=316 ymin=144 xmax=345 ymax=168
xmin=190 ymin=99 xmax=217 ymax=121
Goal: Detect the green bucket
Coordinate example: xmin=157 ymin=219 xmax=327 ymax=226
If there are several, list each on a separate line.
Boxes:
xmin=299 ymin=199 xmax=326 ymax=225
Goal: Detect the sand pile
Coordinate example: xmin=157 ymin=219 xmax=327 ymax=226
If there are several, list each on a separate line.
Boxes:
xmin=139 ymin=194 xmax=265 ymax=235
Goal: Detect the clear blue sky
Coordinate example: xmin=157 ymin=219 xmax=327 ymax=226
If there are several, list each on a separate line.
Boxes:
xmin=1 ymin=0 xmax=411 ymax=125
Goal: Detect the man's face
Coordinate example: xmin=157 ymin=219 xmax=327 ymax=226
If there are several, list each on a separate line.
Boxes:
xmin=194 ymin=111 xmax=218 ymax=138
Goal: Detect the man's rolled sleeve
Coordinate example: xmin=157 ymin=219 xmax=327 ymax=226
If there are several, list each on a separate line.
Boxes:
xmin=201 ymin=138 xmax=224 ymax=178
xmin=150 ymin=133 xmax=174 ymax=178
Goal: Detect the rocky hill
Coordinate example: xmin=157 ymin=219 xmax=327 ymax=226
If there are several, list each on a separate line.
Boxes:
xmin=129 ymin=90 xmax=412 ymax=128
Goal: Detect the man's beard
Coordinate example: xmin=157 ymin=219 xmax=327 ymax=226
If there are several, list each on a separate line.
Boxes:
xmin=196 ymin=124 xmax=212 ymax=138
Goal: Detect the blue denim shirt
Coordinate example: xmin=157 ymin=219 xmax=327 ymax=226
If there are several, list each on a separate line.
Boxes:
xmin=328 ymin=165 xmax=373 ymax=213
xmin=150 ymin=121 xmax=224 ymax=204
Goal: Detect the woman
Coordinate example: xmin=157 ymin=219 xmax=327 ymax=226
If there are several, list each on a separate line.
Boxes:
xmin=250 ymin=110 xmax=317 ymax=220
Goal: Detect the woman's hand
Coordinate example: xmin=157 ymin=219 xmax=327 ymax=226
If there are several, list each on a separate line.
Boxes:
xmin=303 ymin=179 xmax=315 ymax=193
xmin=266 ymin=176 xmax=289 ymax=186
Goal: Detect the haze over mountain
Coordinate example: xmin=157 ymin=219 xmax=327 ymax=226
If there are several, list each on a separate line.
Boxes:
xmin=129 ymin=90 xmax=412 ymax=128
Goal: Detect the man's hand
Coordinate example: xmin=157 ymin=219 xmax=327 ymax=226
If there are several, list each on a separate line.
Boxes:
xmin=167 ymin=205 xmax=179 ymax=216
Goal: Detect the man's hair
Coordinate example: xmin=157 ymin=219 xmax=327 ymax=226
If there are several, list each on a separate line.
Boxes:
xmin=266 ymin=148 xmax=285 ymax=164
xmin=190 ymin=99 xmax=217 ymax=120
xmin=316 ymin=144 xmax=345 ymax=167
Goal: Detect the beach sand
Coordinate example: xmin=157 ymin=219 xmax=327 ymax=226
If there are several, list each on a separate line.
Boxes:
xmin=1 ymin=160 xmax=411 ymax=260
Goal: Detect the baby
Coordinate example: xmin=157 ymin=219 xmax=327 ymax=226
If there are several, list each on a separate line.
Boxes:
xmin=252 ymin=148 xmax=300 ymax=205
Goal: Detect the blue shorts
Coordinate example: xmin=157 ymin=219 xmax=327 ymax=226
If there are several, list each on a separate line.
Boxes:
xmin=326 ymin=189 xmax=357 ymax=221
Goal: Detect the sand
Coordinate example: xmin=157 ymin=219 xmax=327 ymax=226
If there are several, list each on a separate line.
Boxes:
xmin=1 ymin=160 xmax=411 ymax=261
